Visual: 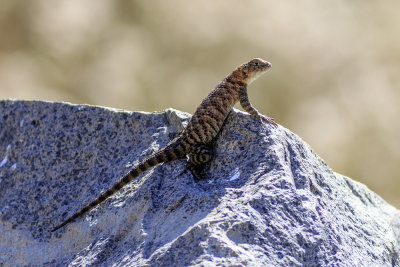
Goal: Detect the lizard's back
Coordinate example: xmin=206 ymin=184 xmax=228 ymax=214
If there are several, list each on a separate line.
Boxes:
xmin=183 ymin=78 xmax=241 ymax=145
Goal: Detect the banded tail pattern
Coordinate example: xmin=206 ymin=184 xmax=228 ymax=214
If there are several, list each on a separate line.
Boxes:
xmin=51 ymin=139 xmax=187 ymax=232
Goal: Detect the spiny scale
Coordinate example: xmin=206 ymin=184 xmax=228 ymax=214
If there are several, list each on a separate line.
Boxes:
xmin=51 ymin=58 xmax=277 ymax=232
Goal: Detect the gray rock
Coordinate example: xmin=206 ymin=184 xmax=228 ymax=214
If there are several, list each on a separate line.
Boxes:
xmin=0 ymin=100 xmax=399 ymax=266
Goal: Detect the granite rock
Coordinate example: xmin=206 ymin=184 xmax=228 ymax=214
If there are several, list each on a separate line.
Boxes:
xmin=0 ymin=100 xmax=399 ymax=266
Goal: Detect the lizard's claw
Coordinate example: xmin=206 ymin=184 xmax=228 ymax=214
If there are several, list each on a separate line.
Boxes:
xmin=260 ymin=115 xmax=278 ymax=127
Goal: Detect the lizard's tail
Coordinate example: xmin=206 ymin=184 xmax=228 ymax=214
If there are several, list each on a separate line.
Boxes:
xmin=51 ymin=138 xmax=187 ymax=232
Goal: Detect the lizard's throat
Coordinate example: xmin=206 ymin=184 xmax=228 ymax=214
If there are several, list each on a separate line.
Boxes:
xmin=247 ymin=71 xmax=267 ymax=85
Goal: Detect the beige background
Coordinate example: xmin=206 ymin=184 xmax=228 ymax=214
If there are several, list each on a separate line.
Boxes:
xmin=1 ymin=1 xmax=399 ymax=207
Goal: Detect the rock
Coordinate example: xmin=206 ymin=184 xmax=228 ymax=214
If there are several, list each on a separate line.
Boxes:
xmin=0 ymin=100 xmax=399 ymax=266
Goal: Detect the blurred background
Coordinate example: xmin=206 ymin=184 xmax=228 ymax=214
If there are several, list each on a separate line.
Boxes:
xmin=0 ymin=1 xmax=399 ymax=207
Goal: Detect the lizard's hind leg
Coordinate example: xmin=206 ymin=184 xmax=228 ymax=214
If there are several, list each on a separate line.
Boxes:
xmin=187 ymin=144 xmax=213 ymax=180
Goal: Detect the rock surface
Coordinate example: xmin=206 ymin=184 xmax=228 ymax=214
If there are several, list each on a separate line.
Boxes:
xmin=0 ymin=100 xmax=399 ymax=266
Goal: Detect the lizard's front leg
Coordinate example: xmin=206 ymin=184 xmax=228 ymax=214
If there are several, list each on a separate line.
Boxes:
xmin=239 ymin=87 xmax=277 ymax=127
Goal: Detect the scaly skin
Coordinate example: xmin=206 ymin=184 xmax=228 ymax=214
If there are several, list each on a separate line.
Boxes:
xmin=51 ymin=58 xmax=277 ymax=232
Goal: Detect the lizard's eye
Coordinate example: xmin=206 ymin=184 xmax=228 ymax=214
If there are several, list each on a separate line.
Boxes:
xmin=254 ymin=62 xmax=259 ymax=66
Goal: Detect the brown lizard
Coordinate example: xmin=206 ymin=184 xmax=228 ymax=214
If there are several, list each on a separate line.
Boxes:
xmin=51 ymin=58 xmax=277 ymax=232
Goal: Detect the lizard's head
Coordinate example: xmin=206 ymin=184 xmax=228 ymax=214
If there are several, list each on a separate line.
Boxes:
xmin=236 ymin=58 xmax=271 ymax=85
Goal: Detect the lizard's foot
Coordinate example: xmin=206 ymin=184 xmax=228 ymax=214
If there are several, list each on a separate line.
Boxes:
xmin=186 ymin=162 xmax=207 ymax=180
xmin=260 ymin=114 xmax=278 ymax=127
xmin=309 ymin=177 xmax=323 ymax=195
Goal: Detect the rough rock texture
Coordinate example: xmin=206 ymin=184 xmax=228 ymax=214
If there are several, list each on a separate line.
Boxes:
xmin=0 ymin=100 xmax=399 ymax=266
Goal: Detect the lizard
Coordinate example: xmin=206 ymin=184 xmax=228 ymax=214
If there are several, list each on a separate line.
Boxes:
xmin=51 ymin=58 xmax=277 ymax=232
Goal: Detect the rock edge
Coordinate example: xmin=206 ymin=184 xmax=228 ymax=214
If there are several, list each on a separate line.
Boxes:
xmin=0 ymin=100 xmax=399 ymax=266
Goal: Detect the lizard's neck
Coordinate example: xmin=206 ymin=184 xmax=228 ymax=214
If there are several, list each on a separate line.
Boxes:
xmin=223 ymin=69 xmax=249 ymax=89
